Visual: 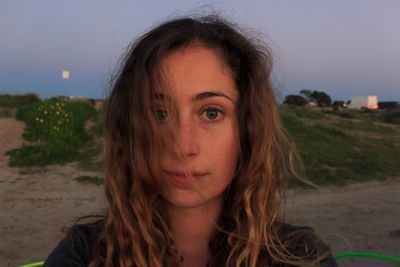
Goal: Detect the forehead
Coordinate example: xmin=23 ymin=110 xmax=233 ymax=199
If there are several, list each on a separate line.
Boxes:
xmin=158 ymin=46 xmax=238 ymax=101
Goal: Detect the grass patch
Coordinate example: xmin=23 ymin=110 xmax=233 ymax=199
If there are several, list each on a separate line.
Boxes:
xmin=280 ymin=105 xmax=325 ymax=120
xmin=74 ymin=175 xmax=104 ymax=185
xmin=335 ymin=110 xmax=360 ymax=119
xmin=335 ymin=120 xmax=397 ymax=134
xmin=76 ymin=142 xmax=104 ymax=172
xmin=281 ymin=106 xmax=400 ymax=187
xmin=18 ymin=166 xmax=49 ymax=175
xmin=380 ymin=108 xmax=400 ymax=124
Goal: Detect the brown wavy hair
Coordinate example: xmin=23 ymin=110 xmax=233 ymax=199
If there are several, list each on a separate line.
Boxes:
xmin=88 ymin=15 xmax=329 ymax=267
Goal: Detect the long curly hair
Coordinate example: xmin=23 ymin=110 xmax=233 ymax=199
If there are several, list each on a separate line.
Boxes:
xmin=88 ymin=15 xmax=328 ymax=267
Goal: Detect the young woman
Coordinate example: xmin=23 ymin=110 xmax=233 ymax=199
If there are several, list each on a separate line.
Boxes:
xmin=45 ymin=15 xmax=338 ymax=267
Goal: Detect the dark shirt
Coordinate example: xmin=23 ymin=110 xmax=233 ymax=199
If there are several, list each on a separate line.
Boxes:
xmin=44 ymin=220 xmax=338 ymax=266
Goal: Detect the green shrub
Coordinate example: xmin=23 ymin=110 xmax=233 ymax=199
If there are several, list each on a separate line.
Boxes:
xmin=7 ymin=142 xmax=79 ymax=166
xmin=8 ymin=98 xmax=98 ymax=167
xmin=283 ymin=95 xmax=308 ymax=106
xmin=0 ymin=93 xmax=40 ymax=107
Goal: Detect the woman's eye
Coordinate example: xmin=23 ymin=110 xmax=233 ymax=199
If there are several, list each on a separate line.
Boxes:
xmin=156 ymin=109 xmax=168 ymax=121
xmin=202 ymin=108 xmax=223 ymax=121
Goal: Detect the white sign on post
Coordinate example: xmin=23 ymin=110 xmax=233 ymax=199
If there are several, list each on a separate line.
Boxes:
xmin=62 ymin=70 xmax=70 ymax=79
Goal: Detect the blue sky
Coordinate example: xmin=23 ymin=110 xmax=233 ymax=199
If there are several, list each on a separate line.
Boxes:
xmin=1 ymin=0 xmax=399 ymax=102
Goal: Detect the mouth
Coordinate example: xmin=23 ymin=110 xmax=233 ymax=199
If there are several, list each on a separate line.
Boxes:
xmin=164 ymin=170 xmax=208 ymax=186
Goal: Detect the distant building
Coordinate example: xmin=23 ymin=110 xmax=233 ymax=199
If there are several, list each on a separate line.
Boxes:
xmin=348 ymin=96 xmax=378 ymax=109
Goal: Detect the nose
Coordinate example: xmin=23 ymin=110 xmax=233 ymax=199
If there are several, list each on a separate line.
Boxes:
xmin=173 ymin=120 xmax=200 ymax=159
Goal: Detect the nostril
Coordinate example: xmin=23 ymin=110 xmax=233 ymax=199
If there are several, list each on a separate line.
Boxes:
xmin=186 ymin=151 xmax=197 ymax=158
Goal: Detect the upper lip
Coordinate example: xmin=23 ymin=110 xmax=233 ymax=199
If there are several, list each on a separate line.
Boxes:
xmin=164 ymin=170 xmax=208 ymax=177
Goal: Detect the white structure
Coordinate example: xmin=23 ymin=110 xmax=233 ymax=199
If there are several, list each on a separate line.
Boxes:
xmin=348 ymin=96 xmax=378 ymax=109
xmin=62 ymin=70 xmax=70 ymax=79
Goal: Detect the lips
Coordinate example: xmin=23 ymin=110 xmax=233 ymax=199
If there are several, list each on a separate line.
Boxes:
xmin=164 ymin=170 xmax=208 ymax=186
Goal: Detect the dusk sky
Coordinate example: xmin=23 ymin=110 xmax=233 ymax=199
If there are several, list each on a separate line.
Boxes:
xmin=1 ymin=0 xmax=399 ymax=102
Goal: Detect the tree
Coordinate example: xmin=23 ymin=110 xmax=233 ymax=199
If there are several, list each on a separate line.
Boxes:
xmin=283 ymin=95 xmax=308 ymax=106
xmin=310 ymin=91 xmax=332 ymax=107
xmin=332 ymin=100 xmax=345 ymax=107
xmin=299 ymin=89 xmax=312 ymax=101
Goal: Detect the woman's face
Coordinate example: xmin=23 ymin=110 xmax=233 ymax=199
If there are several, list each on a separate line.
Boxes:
xmin=155 ymin=45 xmax=240 ymax=209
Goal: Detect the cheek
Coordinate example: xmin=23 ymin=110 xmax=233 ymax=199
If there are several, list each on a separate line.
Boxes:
xmin=214 ymin=129 xmax=240 ymax=175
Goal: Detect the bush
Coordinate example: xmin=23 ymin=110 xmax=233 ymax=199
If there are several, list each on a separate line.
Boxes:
xmin=0 ymin=93 xmax=40 ymax=107
xmin=283 ymin=95 xmax=308 ymax=106
xmin=7 ymin=98 xmax=98 ymax=167
xmin=378 ymin=101 xmax=399 ymax=109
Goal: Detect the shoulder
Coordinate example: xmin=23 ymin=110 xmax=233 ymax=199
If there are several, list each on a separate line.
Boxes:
xmin=275 ymin=222 xmax=338 ymax=267
xmin=44 ymin=218 xmax=104 ymax=267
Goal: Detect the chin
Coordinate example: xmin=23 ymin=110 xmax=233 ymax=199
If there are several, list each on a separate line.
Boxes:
xmin=162 ymin=189 xmax=223 ymax=209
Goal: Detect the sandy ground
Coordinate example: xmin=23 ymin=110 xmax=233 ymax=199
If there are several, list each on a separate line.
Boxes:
xmin=0 ymin=117 xmax=399 ymax=267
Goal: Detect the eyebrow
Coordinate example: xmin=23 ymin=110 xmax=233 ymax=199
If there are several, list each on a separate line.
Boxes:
xmin=194 ymin=91 xmax=235 ymax=103
xmin=152 ymin=91 xmax=235 ymax=103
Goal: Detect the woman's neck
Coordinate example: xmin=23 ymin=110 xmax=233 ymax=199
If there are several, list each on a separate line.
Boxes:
xmin=166 ymin=198 xmax=222 ymax=267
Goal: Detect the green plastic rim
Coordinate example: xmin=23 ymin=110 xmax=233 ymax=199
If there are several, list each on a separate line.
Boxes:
xmin=18 ymin=261 xmax=44 ymax=267
xmin=334 ymin=252 xmax=400 ymax=263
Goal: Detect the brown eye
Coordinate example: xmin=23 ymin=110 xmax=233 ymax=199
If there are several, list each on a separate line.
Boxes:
xmin=156 ymin=109 xmax=168 ymax=121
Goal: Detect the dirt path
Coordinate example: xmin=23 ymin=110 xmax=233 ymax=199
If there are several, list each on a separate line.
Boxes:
xmin=0 ymin=117 xmax=399 ymax=266
xmin=286 ymin=177 xmax=400 ymax=256
xmin=0 ymin=118 xmax=105 ymax=267
xmin=0 ymin=118 xmax=25 ymax=168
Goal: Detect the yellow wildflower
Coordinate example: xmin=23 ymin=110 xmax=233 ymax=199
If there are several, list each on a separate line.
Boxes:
xmin=35 ymin=117 xmax=39 ymax=121
xmin=44 ymin=110 xmax=48 ymax=115
xmin=56 ymin=111 xmax=60 ymax=115
xmin=40 ymin=119 xmax=44 ymax=123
